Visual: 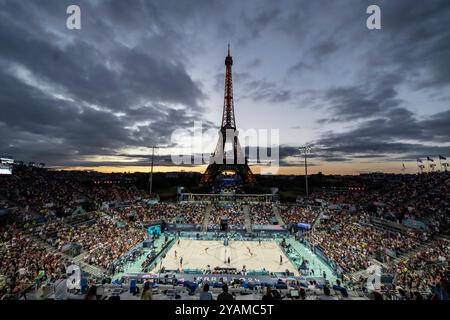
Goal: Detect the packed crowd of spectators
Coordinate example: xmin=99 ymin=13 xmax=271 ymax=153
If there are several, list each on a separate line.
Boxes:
xmin=311 ymin=172 xmax=450 ymax=234
xmin=394 ymin=239 xmax=449 ymax=294
xmin=0 ymin=165 xmax=146 ymax=220
xmin=210 ymin=203 xmax=245 ymax=226
xmin=0 ymin=227 xmax=67 ymax=298
xmin=298 ymin=172 xmax=450 ymax=292
xmin=280 ymin=205 xmax=319 ymax=225
xmin=33 ymin=213 xmax=147 ymax=270
xmin=1 ymin=165 xmax=449 ymax=300
xmin=311 ymin=210 xmax=427 ymax=273
xmin=110 ymin=203 xmax=207 ymax=225
xmin=250 ymin=204 xmax=275 ymax=225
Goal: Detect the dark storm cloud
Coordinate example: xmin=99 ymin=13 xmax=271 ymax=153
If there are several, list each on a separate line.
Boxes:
xmin=312 ymin=41 xmax=340 ymax=60
xmin=294 ymin=0 xmax=450 ymax=161
xmin=318 ymin=72 xmax=405 ymax=123
xmin=313 ymin=109 xmax=450 ymax=161
xmin=239 ymin=79 xmax=294 ymax=103
xmin=0 ymin=3 xmax=204 ymax=112
xmin=421 ymin=110 xmax=450 ymax=143
xmin=0 ymin=69 xmax=169 ymax=165
xmin=287 ymin=1 xmax=450 ymax=116
xmin=289 ymin=40 xmax=340 ymax=74
xmin=236 ymin=4 xmax=281 ymax=45
xmin=283 ymin=0 xmax=450 ymax=91
xmin=244 ymin=80 xmax=293 ymax=103
xmin=0 ymin=0 xmax=215 ymax=166
xmin=377 ymin=0 xmax=450 ymax=89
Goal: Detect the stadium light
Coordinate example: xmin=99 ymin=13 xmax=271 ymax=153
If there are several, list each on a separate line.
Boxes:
xmin=149 ymin=146 xmax=158 ymax=196
xmin=300 ymin=145 xmax=312 ymax=197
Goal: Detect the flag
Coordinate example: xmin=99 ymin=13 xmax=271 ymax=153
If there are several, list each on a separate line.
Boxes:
xmin=417 ymin=159 xmax=422 ymax=163
xmin=402 ymin=163 xmax=406 ymax=170
xmin=439 ymin=155 xmax=447 ymax=160
xmin=427 ymin=157 xmax=434 ymax=162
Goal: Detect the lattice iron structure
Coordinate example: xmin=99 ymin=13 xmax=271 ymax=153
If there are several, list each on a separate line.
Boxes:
xmin=201 ymin=45 xmax=255 ymax=185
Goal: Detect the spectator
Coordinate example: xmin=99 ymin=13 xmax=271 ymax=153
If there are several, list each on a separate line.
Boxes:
xmin=332 ymin=279 xmax=348 ymax=297
xmin=217 ymin=284 xmax=234 ymax=300
xmin=141 ymin=282 xmax=153 ymax=300
xmin=299 ymin=288 xmax=306 ymax=300
xmin=85 ymin=285 xmax=97 ymax=300
xmin=318 ymin=286 xmax=338 ymax=300
xmin=272 ymin=289 xmax=283 ymax=300
xmin=372 ymin=291 xmax=384 ymax=301
xmin=262 ymin=286 xmax=274 ymax=301
xmin=199 ymin=283 xmax=213 ymax=300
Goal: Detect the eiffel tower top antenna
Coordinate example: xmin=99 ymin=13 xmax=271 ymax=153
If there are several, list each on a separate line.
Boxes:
xmin=222 ymin=43 xmax=235 ymax=129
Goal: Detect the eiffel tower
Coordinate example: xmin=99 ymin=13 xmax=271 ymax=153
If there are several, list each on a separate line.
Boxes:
xmin=200 ymin=45 xmax=255 ymax=185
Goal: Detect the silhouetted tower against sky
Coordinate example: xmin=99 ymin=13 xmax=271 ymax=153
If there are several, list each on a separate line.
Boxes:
xmin=222 ymin=44 xmax=236 ymax=131
xmin=201 ymin=45 xmax=255 ymax=185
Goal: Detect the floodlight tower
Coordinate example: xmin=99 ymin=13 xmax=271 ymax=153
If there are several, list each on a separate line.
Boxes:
xmin=149 ymin=146 xmax=157 ymax=195
xmin=300 ymin=145 xmax=312 ymax=197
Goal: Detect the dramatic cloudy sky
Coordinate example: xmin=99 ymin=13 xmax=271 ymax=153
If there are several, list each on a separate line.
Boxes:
xmin=0 ymin=0 xmax=449 ymax=174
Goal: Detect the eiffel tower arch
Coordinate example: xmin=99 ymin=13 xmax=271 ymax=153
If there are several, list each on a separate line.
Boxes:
xmin=200 ymin=45 xmax=255 ymax=185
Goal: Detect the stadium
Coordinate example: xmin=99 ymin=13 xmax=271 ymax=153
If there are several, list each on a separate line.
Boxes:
xmin=1 ymin=162 xmax=449 ymax=301
xmin=0 ymin=0 xmax=449 ymax=306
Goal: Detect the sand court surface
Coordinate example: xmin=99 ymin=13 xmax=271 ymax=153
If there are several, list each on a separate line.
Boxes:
xmin=153 ymin=239 xmax=299 ymax=276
